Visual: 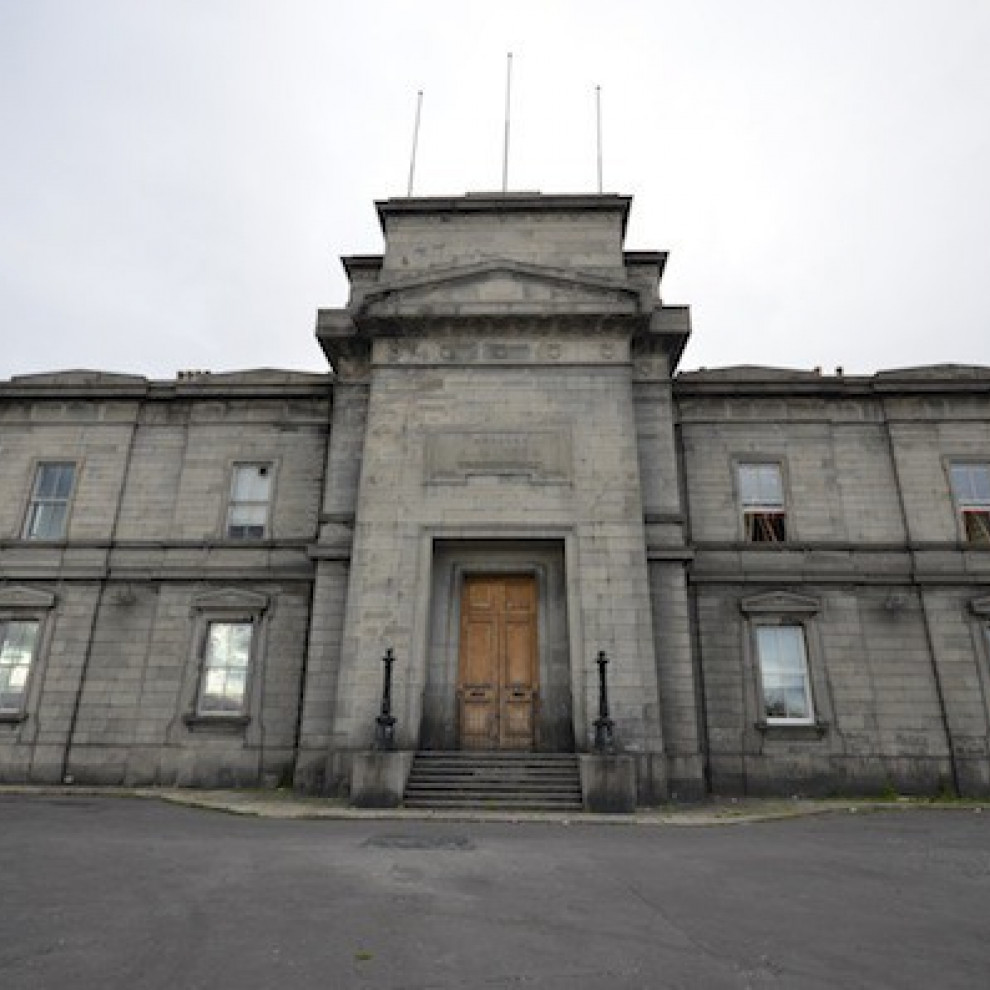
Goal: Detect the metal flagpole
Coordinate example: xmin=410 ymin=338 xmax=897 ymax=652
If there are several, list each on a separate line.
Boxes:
xmin=502 ymin=53 xmax=512 ymax=193
xmin=596 ymin=85 xmax=603 ymax=194
xmin=407 ymin=90 xmax=424 ymax=197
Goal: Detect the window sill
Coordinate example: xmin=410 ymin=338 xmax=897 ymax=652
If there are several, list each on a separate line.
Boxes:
xmin=182 ymin=713 xmax=250 ymax=732
xmin=0 ymin=711 xmax=28 ymax=724
xmin=755 ymin=720 xmax=829 ymax=740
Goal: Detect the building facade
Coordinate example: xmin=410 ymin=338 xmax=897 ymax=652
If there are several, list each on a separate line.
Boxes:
xmin=1 ymin=193 xmax=989 ymax=802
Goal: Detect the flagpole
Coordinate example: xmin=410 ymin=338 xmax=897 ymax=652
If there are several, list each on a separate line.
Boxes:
xmin=407 ymin=90 xmax=423 ymax=197
xmin=596 ymin=84 xmax=603 ymax=194
xmin=502 ymin=52 xmax=513 ymax=193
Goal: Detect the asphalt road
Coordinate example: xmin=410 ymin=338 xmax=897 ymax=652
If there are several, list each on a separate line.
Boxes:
xmin=1 ymin=795 xmax=988 ymax=989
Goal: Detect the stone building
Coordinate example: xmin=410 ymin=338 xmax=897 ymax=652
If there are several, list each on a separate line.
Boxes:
xmin=1 ymin=192 xmax=989 ymax=804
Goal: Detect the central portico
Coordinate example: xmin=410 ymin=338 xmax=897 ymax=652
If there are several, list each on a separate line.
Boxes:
xmin=295 ymin=192 xmax=693 ymax=803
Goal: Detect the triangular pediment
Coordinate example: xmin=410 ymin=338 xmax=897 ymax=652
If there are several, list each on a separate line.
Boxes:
xmin=359 ymin=258 xmax=641 ymax=317
xmin=0 ymin=585 xmax=56 ymax=610
xmin=191 ymin=588 xmax=269 ymax=613
xmin=740 ymin=591 xmax=822 ymax=616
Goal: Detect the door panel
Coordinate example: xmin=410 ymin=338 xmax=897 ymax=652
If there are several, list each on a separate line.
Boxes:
xmin=458 ymin=575 xmax=538 ymax=750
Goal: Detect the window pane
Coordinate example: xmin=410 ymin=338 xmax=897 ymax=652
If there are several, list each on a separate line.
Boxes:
xmin=738 ymin=466 xmax=760 ymax=505
xmin=34 ymin=463 xmax=75 ymax=499
xmin=975 ymin=467 xmax=990 ymax=504
xmin=756 ymin=626 xmax=812 ymax=722
xmin=231 ymin=465 xmax=272 ymax=502
xmin=739 ymin=464 xmax=783 ymax=507
xmin=0 ymin=621 xmax=38 ymax=711
xmin=27 ymin=503 xmax=67 ymax=540
xmin=963 ymin=511 xmax=990 ymax=544
xmin=198 ymin=622 xmax=252 ymax=715
xmin=783 ymin=686 xmax=810 ymax=720
xmin=745 ymin=511 xmax=786 ymax=543
xmin=229 ymin=503 xmax=267 ymax=528
xmin=26 ymin=464 xmax=75 ymax=540
xmin=227 ymin=465 xmax=271 ymax=539
xmin=1 ymin=621 xmax=39 ymax=660
xmin=951 ymin=464 xmax=990 ymax=506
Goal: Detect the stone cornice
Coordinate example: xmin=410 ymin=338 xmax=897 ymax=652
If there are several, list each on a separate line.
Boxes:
xmin=674 ymin=365 xmax=990 ymax=399
xmin=374 ymin=193 xmax=633 ymax=235
xmin=0 ymin=374 xmax=332 ymax=402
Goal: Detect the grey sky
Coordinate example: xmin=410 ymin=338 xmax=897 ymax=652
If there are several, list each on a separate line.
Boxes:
xmin=1 ymin=0 xmax=988 ymax=378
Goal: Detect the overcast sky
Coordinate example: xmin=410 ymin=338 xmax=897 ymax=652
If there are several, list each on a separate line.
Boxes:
xmin=2 ymin=0 xmax=988 ymax=379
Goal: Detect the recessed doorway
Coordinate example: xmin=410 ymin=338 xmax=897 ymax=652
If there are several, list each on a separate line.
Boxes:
xmin=457 ymin=575 xmax=538 ymax=750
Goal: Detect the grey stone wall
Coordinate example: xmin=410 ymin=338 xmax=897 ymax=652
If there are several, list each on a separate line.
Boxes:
xmin=0 ymin=372 xmax=328 ymax=786
xmin=3 ymin=199 xmax=989 ymax=808
xmin=676 ymin=367 xmax=990 ymax=796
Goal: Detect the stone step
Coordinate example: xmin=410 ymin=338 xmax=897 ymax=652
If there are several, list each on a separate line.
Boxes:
xmin=404 ymin=751 xmax=583 ymax=812
xmin=403 ymin=798 xmax=585 ymax=812
xmin=408 ymin=763 xmax=579 ymax=774
xmin=406 ymin=781 xmax=581 ymax=800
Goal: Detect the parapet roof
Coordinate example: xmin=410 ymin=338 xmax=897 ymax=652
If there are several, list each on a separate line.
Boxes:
xmin=374 ymin=192 xmax=633 ymax=237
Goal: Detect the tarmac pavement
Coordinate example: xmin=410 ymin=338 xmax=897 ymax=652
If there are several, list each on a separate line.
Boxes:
xmin=2 ymin=788 xmax=989 ymax=989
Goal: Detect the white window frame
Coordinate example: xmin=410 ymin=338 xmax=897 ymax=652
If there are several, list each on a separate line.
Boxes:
xmin=740 ymin=591 xmax=826 ymax=734
xmin=23 ymin=461 xmax=77 ymax=540
xmin=225 ymin=462 xmax=274 ymax=540
xmin=949 ymin=462 xmax=990 ymax=545
xmin=753 ymin=624 xmax=815 ymax=725
xmin=196 ymin=620 xmax=255 ymax=716
xmin=737 ymin=461 xmax=787 ymax=543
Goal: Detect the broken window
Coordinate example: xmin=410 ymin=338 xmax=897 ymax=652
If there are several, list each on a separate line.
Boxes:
xmin=949 ymin=463 xmax=990 ymax=545
xmin=738 ymin=463 xmax=786 ymax=543
xmin=226 ymin=463 xmax=273 ymax=539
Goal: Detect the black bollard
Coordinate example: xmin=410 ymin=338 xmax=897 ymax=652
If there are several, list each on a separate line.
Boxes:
xmin=374 ymin=648 xmax=397 ymax=750
xmin=593 ymin=649 xmax=616 ymax=753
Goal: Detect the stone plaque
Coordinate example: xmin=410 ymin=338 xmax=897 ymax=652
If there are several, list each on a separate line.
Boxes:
xmin=425 ymin=430 xmax=572 ymax=484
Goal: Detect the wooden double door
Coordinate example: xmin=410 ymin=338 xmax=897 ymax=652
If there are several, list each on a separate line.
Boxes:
xmin=457 ymin=575 xmax=538 ymax=750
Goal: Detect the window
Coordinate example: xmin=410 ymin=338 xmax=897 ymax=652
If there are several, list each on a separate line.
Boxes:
xmin=0 ymin=620 xmax=39 ymax=714
xmin=23 ymin=462 xmax=76 ymax=540
xmin=755 ymin=625 xmax=814 ymax=724
xmin=197 ymin=621 xmax=253 ymax=715
xmin=949 ymin=463 xmax=990 ymax=544
xmin=226 ymin=463 xmax=272 ymax=539
xmin=738 ymin=463 xmax=786 ymax=542
xmin=179 ymin=589 xmax=267 ymax=735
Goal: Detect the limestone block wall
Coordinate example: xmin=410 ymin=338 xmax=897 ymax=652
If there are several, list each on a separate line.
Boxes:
xmin=694 ymin=583 xmax=954 ymax=795
xmin=633 ymin=374 xmax=706 ymax=798
xmin=327 ymin=333 xmax=663 ymax=794
xmin=377 ymin=199 xmax=629 ymax=278
xmin=0 ymin=398 xmax=138 ymax=542
xmin=921 ymin=586 xmax=990 ymax=794
xmin=676 ymin=371 xmax=990 ymax=796
xmin=677 ymin=398 xmax=906 ymax=545
xmin=115 ymin=397 xmax=328 ymax=543
xmin=0 ymin=374 xmax=328 ymax=787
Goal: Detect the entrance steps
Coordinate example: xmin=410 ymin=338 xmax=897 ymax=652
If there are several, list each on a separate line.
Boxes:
xmin=403 ymin=751 xmax=584 ymax=812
